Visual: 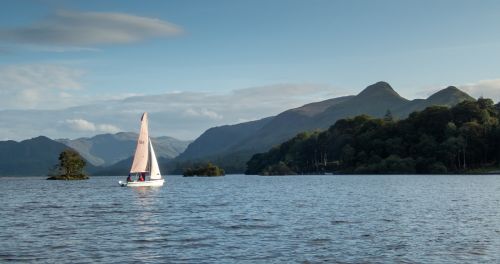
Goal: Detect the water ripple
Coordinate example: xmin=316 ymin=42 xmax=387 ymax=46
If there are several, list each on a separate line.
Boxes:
xmin=1 ymin=175 xmax=500 ymax=263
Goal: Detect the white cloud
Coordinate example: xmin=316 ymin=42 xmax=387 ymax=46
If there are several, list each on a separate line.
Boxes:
xmin=458 ymin=79 xmax=500 ymax=102
xmin=183 ymin=108 xmax=223 ymax=120
xmin=0 ymin=83 xmax=339 ymax=141
xmin=0 ymin=10 xmax=182 ymax=47
xmin=65 ymin=119 xmax=96 ymax=132
xmin=97 ymin=124 xmax=121 ymax=133
xmin=0 ymin=64 xmax=85 ymax=109
xmin=3 ymin=79 xmax=500 ymax=142
xmin=64 ymin=119 xmax=120 ymax=134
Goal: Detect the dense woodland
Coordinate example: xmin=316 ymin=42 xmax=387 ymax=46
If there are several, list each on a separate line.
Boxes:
xmin=246 ymin=99 xmax=500 ymax=175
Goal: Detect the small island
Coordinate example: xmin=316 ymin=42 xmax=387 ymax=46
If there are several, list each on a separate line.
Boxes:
xmin=47 ymin=149 xmax=89 ymax=180
xmin=183 ymin=162 xmax=225 ymax=177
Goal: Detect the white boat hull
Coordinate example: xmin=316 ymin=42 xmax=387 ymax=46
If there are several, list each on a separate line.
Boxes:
xmin=119 ymin=179 xmax=164 ymax=187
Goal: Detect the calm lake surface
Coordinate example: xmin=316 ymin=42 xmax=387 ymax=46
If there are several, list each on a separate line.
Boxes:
xmin=1 ymin=175 xmax=500 ymax=263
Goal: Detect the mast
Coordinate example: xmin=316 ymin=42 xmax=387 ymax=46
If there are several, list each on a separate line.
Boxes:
xmin=130 ymin=113 xmax=149 ymax=173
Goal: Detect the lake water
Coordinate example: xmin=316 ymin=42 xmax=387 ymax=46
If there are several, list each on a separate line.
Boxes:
xmin=1 ymin=175 xmax=500 ymax=263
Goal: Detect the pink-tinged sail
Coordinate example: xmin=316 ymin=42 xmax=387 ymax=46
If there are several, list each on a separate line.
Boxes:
xmin=130 ymin=113 xmax=149 ymax=173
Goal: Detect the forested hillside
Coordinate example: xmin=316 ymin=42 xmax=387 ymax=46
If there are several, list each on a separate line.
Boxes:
xmin=246 ymin=99 xmax=500 ymax=175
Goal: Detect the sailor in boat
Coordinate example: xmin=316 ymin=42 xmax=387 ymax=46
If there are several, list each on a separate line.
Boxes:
xmin=138 ymin=173 xmax=145 ymax=182
xmin=127 ymin=174 xmax=133 ymax=182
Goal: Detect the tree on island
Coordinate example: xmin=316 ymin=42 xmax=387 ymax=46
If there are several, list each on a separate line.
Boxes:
xmin=47 ymin=149 xmax=89 ymax=180
xmin=183 ymin=162 xmax=225 ymax=177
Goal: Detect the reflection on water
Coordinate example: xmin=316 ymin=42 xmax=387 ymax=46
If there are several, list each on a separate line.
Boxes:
xmin=133 ymin=186 xmax=162 ymax=230
xmin=1 ymin=175 xmax=500 ymax=263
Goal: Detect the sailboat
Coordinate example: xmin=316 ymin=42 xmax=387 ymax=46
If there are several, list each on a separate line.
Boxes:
xmin=119 ymin=112 xmax=165 ymax=187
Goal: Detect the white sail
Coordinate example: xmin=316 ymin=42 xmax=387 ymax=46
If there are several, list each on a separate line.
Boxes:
xmin=120 ymin=112 xmax=165 ymax=187
xmin=130 ymin=113 xmax=149 ymax=173
xmin=149 ymin=139 xmax=162 ymax=180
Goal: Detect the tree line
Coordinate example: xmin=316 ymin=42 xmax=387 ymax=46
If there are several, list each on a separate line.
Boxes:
xmin=246 ymin=98 xmax=500 ymax=175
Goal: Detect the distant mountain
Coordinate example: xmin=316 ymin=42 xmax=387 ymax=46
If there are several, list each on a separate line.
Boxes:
xmin=176 ymin=117 xmax=274 ymax=161
xmin=89 ymin=156 xmax=170 ymax=176
xmin=1 ymin=82 xmax=474 ymax=176
xmin=57 ymin=132 xmax=191 ymax=166
xmin=0 ymin=136 xmax=96 ymax=176
xmin=178 ymin=82 xmax=475 ymax=172
xmin=0 ymin=132 xmax=190 ymax=176
xmin=313 ymin=81 xmax=409 ymax=127
xmin=395 ymin=86 xmax=474 ymax=117
xmin=231 ymin=82 xmax=409 ymax=154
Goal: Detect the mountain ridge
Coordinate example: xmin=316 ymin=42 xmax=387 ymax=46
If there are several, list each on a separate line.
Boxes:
xmin=0 ymin=133 xmax=190 ymax=176
xmin=0 ymin=82 xmax=477 ymax=176
xmin=0 ymin=136 xmax=97 ymax=176
xmin=57 ymin=132 xmax=191 ymax=166
xmin=177 ymin=82 xmax=475 ymax=172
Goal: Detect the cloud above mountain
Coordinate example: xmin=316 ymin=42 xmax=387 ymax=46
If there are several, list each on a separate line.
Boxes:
xmin=0 ymin=10 xmax=182 ymax=47
xmin=64 ymin=119 xmax=120 ymax=133
xmin=0 ymin=82 xmax=339 ymax=141
xmin=458 ymin=79 xmax=500 ymax=102
xmin=183 ymin=108 xmax=223 ymax=120
xmin=2 ymin=75 xmax=494 ymax=142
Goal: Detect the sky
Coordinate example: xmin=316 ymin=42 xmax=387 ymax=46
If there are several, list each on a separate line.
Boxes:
xmin=1 ymin=0 xmax=500 ymax=141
